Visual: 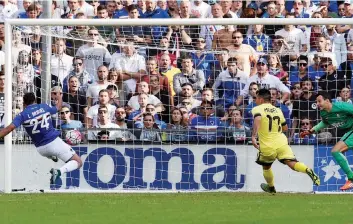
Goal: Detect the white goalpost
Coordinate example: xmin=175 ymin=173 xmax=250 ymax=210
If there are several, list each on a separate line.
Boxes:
xmin=3 ymin=18 xmax=353 ymax=194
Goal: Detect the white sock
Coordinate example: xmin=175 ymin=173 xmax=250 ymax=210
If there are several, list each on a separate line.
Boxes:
xmin=59 ymin=160 xmax=79 ymax=174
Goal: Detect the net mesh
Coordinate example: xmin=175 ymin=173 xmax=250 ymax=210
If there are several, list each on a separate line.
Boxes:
xmin=6 ymin=16 xmax=353 ymax=192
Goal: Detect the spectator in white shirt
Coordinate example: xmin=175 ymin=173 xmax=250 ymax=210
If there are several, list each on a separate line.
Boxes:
xmin=77 ymin=0 xmax=95 ymax=18
xmin=128 ymin=81 xmax=164 ymax=112
xmin=236 ymin=57 xmax=290 ymax=106
xmin=0 ymin=0 xmax=18 ymax=20
xmin=86 ymin=65 xmax=112 ymax=107
xmin=51 ymin=39 xmax=73 ymax=86
xmin=88 ymin=105 xmax=121 ymax=140
xmin=109 ymin=41 xmax=146 ymax=95
xmin=190 ymin=0 xmax=211 ymax=18
xmin=86 ymin=89 xmax=117 ymax=128
xmin=275 ymin=13 xmax=308 ymax=54
xmin=75 ymin=27 xmax=112 ymax=81
xmin=220 ymin=0 xmax=237 ymax=18
xmin=325 ymin=24 xmax=347 ymax=66
xmin=12 ymin=29 xmax=31 ymax=66
xmin=308 ymin=34 xmax=338 ymax=67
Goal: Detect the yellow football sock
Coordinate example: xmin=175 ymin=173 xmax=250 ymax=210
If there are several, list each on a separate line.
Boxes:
xmin=263 ymin=168 xmax=274 ymax=187
xmin=294 ymin=162 xmax=308 ymax=173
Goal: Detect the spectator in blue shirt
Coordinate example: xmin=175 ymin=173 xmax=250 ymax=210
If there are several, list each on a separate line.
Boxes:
xmin=213 ymin=57 xmax=248 ymax=109
xmin=245 ymin=24 xmax=272 ymax=53
xmin=142 ymin=0 xmax=170 ymax=44
xmin=189 ymin=100 xmax=224 ymax=142
xmin=289 ymin=55 xmax=312 ymax=86
xmin=293 ymin=0 xmax=310 ymax=18
xmin=333 ymin=87 xmax=353 ymax=104
xmin=190 ymin=37 xmax=216 ymax=85
xmin=59 ymin=106 xmax=84 ymax=129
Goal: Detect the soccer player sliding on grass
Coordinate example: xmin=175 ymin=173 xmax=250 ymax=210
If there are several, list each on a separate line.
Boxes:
xmin=252 ymin=89 xmax=320 ymax=193
xmin=301 ymin=92 xmax=353 ymax=190
xmin=0 ymin=92 xmax=82 ymax=185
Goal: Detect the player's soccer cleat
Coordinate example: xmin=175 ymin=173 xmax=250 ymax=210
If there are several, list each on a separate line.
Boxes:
xmin=340 ymin=180 xmax=353 ymax=190
xmin=50 ymin=168 xmax=61 ymax=185
xmin=260 ymin=183 xmax=276 ymax=194
xmin=306 ymin=168 xmax=320 ymax=186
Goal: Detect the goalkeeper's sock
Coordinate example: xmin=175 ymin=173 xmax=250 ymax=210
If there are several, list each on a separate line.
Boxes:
xmin=59 ymin=160 xmax=79 ymax=174
xmin=263 ymin=168 xmax=274 ymax=187
xmin=293 ymin=162 xmax=308 ymax=173
xmin=332 ymin=151 xmax=353 ymax=180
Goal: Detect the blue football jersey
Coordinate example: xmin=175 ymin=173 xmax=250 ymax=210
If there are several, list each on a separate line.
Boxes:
xmin=12 ymin=104 xmax=60 ymax=147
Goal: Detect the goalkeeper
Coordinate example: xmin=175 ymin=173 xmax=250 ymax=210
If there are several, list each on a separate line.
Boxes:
xmin=301 ymin=92 xmax=353 ymax=190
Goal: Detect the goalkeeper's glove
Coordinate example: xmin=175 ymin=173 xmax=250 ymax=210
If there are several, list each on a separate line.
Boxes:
xmin=300 ymin=129 xmax=314 ymax=138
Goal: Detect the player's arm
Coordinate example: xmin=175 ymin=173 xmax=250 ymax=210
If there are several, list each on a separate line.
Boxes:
xmin=282 ymin=124 xmax=288 ymax=132
xmin=252 ymin=114 xmax=261 ymax=150
xmin=279 ymin=112 xmax=288 ymax=132
xmin=0 ymin=124 xmax=16 ymax=139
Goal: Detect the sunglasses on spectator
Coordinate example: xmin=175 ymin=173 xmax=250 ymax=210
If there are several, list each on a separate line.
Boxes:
xmin=299 ymin=63 xmax=307 ymax=67
xmin=146 ymin=108 xmax=155 ymax=111
xmin=320 ymin=64 xmax=331 ymax=68
xmin=60 ymin=110 xmax=70 ymax=115
xmin=301 ymin=122 xmax=310 ymax=125
xmin=51 ymin=92 xmax=61 ymax=95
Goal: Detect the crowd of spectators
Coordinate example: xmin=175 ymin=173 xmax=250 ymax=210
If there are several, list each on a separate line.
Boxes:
xmin=3 ymin=0 xmax=353 ymax=144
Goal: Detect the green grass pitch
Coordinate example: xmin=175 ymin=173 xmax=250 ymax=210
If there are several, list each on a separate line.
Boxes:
xmin=1 ymin=193 xmax=352 ymax=224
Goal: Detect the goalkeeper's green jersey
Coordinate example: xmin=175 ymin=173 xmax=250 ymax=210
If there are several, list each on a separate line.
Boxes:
xmin=314 ymin=102 xmax=353 ymax=132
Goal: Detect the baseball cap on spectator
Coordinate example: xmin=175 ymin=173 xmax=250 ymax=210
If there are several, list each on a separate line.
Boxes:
xmin=257 ymin=57 xmax=268 ymax=65
xmin=107 ymin=84 xmax=118 ymax=91
xmin=345 ymin=0 xmax=352 ymax=4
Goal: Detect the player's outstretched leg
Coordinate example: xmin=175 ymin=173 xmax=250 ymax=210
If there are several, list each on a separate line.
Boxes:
xmin=331 ymin=141 xmax=353 ymax=190
xmin=261 ymin=166 xmax=276 ymax=194
xmin=50 ymin=154 xmax=82 ymax=184
xmin=285 ymin=160 xmax=320 ymax=186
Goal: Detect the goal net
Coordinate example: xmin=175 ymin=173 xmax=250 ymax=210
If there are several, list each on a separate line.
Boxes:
xmin=2 ymin=17 xmax=353 ymax=193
